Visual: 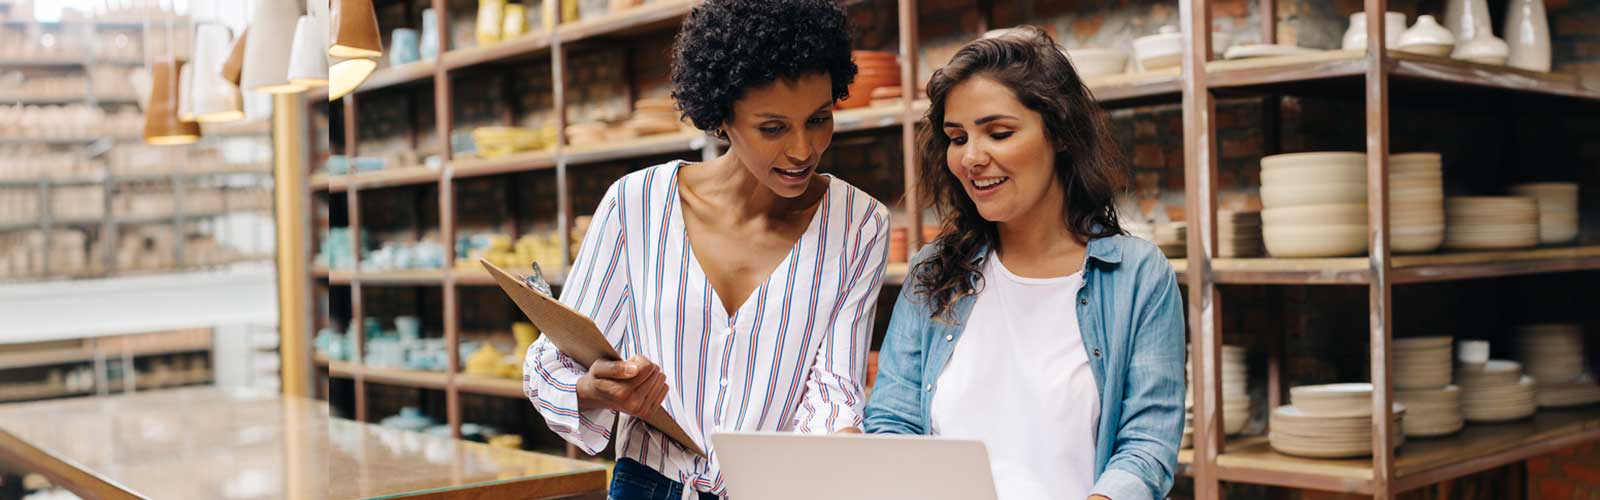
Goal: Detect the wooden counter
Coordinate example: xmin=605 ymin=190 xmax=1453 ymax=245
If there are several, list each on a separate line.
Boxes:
xmin=0 ymin=387 xmax=607 ymax=499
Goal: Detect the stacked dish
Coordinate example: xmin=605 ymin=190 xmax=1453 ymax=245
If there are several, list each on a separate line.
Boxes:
xmin=1396 ymin=385 xmax=1464 ymax=437
xmin=1395 ymin=336 xmax=1453 ymax=389
xmin=1456 ymin=360 xmax=1537 ymax=422
xmin=1272 ymin=383 xmax=1405 ymax=458
xmin=843 ymin=51 xmax=900 ymax=109
xmin=1509 ymin=182 xmax=1580 ymax=244
xmin=1514 ymin=324 xmax=1586 ymax=385
xmin=624 ymin=97 xmax=687 ymax=137
xmin=1183 ymin=345 xmax=1249 ymax=449
xmin=1443 ymin=197 xmax=1540 ymax=250
xmin=1260 ymin=152 xmax=1368 ymax=257
xmin=1156 ymin=222 xmax=1187 ymax=258
xmin=1219 ymin=210 xmax=1263 ymax=258
xmin=1535 ymin=375 xmax=1600 ymax=408
xmin=1063 ymin=48 xmax=1128 ymax=79
xmin=1389 ymin=153 xmax=1446 ymax=253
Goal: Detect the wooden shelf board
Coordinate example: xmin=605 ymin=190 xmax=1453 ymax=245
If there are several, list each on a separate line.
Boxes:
xmin=834 ymin=103 xmax=908 ymax=134
xmin=312 ymin=266 xmax=331 ymax=279
xmin=354 ymin=269 xmax=447 ymax=285
xmin=1178 ymin=435 xmax=1270 ymax=476
xmin=555 ymin=0 xmax=696 ymax=44
xmin=0 ymin=345 xmax=94 ymax=370
xmin=441 ymin=33 xmax=552 ymax=71
xmin=0 ymin=387 xmax=95 ymax=404
xmin=564 ymin=130 xmax=707 ymax=165
xmin=1203 ymin=49 xmax=1599 ymax=105
xmin=345 ymin=165 xmax=441 ymax=190
xmin=356 ymin=60 xmax=438 ymax=94
xmin=329 ymin=270 xmax=355 ymax=285
xmin=454 ymin=373 xmax=525 ymax=399
xmin=360 ymin=365 xmax=450 ymax=390
xmin=313 ymin=354 xmax=329 ymax=367
xmin=451 ymin=150 xmax=559 ymax=179
xmin=328 ymin=361 xmax=357 ymax=378
xmin=1214 ymin=406 xmax=1600 ymax=494
xmin=1086 ymin=68 xmax=1183 ymax=106
xmin=1208 ymin=245 xmax=1600 ymax=285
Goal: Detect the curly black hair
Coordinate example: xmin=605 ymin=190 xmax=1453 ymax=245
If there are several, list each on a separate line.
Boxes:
xmin=670 ymin=0 xmax=858 ymax=136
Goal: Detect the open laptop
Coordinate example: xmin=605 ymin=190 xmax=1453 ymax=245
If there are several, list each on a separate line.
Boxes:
xmin=711 ymin=432 xmax=998 ymax=500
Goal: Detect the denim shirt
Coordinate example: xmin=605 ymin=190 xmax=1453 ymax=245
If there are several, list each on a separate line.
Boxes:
xmin=864 ymin=233 xmax=1186 ymax=500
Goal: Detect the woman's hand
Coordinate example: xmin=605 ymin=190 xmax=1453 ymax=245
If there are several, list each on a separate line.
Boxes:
xmin=577 ymin=354 xmax=670 ymax=417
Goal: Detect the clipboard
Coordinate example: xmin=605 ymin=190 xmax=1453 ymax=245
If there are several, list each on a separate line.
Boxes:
xmin=480 ymin=259 xmax=707 ymax=457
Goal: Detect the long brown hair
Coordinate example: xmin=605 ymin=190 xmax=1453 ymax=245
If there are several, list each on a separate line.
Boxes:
xmin=914 ymin=26 xmax=1126 ymax=321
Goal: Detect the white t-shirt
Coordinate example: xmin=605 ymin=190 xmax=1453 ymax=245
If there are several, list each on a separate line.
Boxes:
xmin=931 ymin=252 xmax=1099 ymax=500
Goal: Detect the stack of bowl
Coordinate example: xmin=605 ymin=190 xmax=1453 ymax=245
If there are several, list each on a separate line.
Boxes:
xmin=1272 ymin=383 xmax=1405 ymax=458
xmin=1183 ymin=345 xmax=1249 ymax=449
xmin=1509 ymin=182 xmax=1580 ymax=245
xmin=565 ymin=122 xmax=610 ymax=148
xmin=1536 ymin=375 xmax=1600 ymax=408
xmin=842 ymin=51 xmax=900 ymax=109
xmin=624 ymin=97 xmax=686 ymax=137
xmin=1443 ymin=196 xmax=1540 ymax=250
xmin=1219 ymin=210 xmax=1263 ymax=257
xmin=1456 ymin=360 xmax=1537 ymax=422
xmin=1514 ymin=324 xmax=1586 ymax=385
xmin=1390 ymin=153 xmax=1446 ymax=253
xmin=1063 ymin=47 xmax=1128 ymax=79
xmin=1394 ymin=336 xmax=1463 ymax=437
xmin=1259 ymin=152 xmax=1368 ymax=257
xmin=1156 ymin=222 xmax=1186 ymax=258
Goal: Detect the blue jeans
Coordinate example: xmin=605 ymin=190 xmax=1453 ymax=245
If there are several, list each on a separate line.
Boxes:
xmin=609 ymin=458 xmax=719 ymax=500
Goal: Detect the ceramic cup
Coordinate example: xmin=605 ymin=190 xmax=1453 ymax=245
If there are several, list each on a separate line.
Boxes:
xmin=394 ymin=315 xmax=421 ymax=342
xmin=391 ymin=28 xmax=421 ymax=66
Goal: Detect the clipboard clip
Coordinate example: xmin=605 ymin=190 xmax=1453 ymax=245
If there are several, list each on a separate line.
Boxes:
xmin=523 ymin=262 xmax=554 ymax=297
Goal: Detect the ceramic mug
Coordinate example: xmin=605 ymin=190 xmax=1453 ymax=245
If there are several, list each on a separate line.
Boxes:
xmin=391 ymin=28 xmax=421 ymax=66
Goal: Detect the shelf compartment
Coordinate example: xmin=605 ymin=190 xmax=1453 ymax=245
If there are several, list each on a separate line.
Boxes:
xmin=1213 ymin=407 xmax=1600 ymax=494
xmin=452 ymin=150 xmax=559 ymax=179
xmin=360 ymin=365 xmax=450 ymax=390
xmin=356 ymin=60 xmax=438 ymax=94
xmin=345 ymin=165 xmax=442 ymax=191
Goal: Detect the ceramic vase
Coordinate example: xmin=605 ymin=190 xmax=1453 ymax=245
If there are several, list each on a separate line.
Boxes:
xmin=1503 ymin=0 xmax=1551 ymax=71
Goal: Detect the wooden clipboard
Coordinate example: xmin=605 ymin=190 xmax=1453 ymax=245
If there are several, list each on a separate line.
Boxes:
xmin=480 ymin=259 xmax=707 ymax=457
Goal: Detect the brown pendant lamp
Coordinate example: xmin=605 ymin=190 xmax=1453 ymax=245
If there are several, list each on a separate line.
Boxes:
xmin=222 ymin=29 xmax=248 ymax=86
xmin=143 ymin=58 xmax=201 ymax=145
xmin=329 ymin=0 xmax=383 ymax=59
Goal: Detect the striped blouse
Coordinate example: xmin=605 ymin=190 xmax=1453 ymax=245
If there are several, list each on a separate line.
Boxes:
xmin=524 ymin=160 xmax=890 ymax=497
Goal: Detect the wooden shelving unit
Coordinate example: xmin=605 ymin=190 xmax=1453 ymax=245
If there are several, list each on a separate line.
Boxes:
xmin=297 ymin=0 xmax=1600 ymax=487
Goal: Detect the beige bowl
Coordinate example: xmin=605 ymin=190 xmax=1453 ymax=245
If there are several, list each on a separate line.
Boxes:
xmin=1260 ymin=183 xmax=1366 ymax=208
xmin=1264 ymin=224 xmax=1368 ymax=257
xmin=1262 ymin=165 xmax=1367 ymax=186
xmin=1263 ymin=204 xmax=1368 ymax=226
xmin=1261 ymin=151 xmax=1366 ymax=170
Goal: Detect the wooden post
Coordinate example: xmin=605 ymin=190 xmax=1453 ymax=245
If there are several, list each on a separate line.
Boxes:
xmin=1180 ymin=0 xmax=1223 ymax=498
xmin=1362 ymin=0 xmax=1397 ymax=497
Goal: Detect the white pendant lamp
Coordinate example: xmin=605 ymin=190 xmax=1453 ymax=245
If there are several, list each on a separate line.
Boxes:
xmin=242 ymin=0 xmax=306 ymax=94
xmin=191 ymin=24 xmax=244 ymax=122
xmin=287 ymin=15 xmax=329 ymax=87
xmin=328 ymin=57 xmax=377 ymax=100
xmin=177 ymin=61 xmax=197 ymax=121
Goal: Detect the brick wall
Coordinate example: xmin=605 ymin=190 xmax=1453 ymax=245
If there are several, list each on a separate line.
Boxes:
xmin=1550 ymin=0 xmax=1600 ymax=89
xmin=1529 ymin=442 xmax=1600 ymax=500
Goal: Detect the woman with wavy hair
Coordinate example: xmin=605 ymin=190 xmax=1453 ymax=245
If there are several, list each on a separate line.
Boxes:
xmin=523 ymin=1 xmax=889 ymax=498
xmin=864 ymin=26 xmax=1185 ymax=500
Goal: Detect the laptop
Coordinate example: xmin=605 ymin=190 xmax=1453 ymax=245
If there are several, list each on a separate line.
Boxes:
xmin=711 ymin=431 xmax=998 ymax=500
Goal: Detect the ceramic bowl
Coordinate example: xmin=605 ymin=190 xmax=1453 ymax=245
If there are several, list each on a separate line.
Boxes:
xmin=1264 ymin=224 xmax=1368 ymax=257
xmin=1134 ymin=26 xmax=1182 ymax=70
xmin=1261 ymin=151 xmax=1365 ymax=170
xmin=1260 ymin=183 xmax=1366 ymax=208
xmin=1261 ymin=164 xmax=1367 ymax=186
xmin=1065 ymin=47 xmax=1129 ymax=78
xmin=1263 ymin=204 xmax=1368 ymax=226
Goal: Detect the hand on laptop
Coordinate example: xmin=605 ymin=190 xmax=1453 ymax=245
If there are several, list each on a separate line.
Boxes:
xmin=578 ymin=354 xmax=670 ymax=417
xmin=834 ymin=426 xmax=862 ymax=434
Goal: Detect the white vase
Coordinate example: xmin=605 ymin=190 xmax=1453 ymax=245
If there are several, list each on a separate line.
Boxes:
xmin=1444 ymin=0 xmax=1493 ymax=43
xmin=1398 ymin=15 xmax=1456 ymax=56
xmin=1342 ymin=12 xmax=1407 ymax=51
xmin=1503 ymin=0 xmax=1551 ymax=72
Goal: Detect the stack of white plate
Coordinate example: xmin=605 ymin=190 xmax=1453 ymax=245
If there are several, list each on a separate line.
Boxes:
xmin=1393 ymin=336 xmax=1453 ymax=389
xmin=1156 ymin=222 xmax=1187 ymax=258
xmin=1444 ymin=197 xmax=1540 ymax=250
xmin=1396 ymin=385 xmax=1464 ymax=437
xmin=1183 ymin=345 xmax=1249 ymax=449
xmin=1219 ymin=210 xmax=1263 ymax=258
xmin=1259 ymin=152 xmax=1368 ymax=257
xmin=1535 ymin=375 xmax=1600 ymax=408
xmin=1513 ymin=324 xmax=1586 ymax=385
xmin=1456 ymin=360 xmax=1537 ymax=422
xmin=1509 ymin=183 xmax=1579 ymax=244
xmin=1272 ymin=383 xmax=1405 ymax=458
xmin=1390 ymin=153 xmax=1445 ymax=253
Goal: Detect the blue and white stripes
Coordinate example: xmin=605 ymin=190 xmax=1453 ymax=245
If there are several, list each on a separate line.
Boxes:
xmin=525 ymin=160 xmax=890 ymax=498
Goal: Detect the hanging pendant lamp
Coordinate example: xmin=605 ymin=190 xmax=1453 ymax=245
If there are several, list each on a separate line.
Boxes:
xmin=328 ymin=56 xmax=377 ymax=100
xmin=242 ymin=0 xmax=305 ymax=93
xmin=287 ymin=15 xmax=329 ymax=87
xmin=222 ymin=28 xmax=248 ymax=86
xmin=144 ymin=58 xmax=202 ymax=145
xmin=330 ymin=0 xmax=383 ymax=58
xmin=192 ymin=24 xmax=244 ymax=122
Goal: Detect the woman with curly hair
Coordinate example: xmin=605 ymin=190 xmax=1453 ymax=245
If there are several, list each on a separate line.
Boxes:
xmin=864 ymin=27 xmax=1185 ymax=500
xmin=522 ymin=1 xmax=887 ymax=498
